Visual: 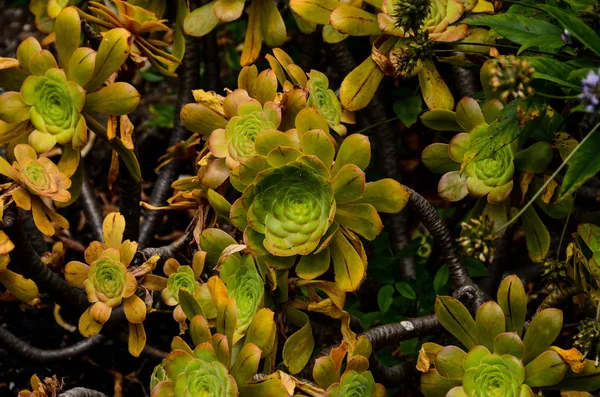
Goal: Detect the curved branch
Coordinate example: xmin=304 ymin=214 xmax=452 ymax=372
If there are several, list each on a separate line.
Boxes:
xmin=80 ymin=171 xmax=104 ymax=242
xmin=361 ymin=314 xmax=440 ymax=349
xmin=535 ymin=286 xmax=581 ymax=316
xmin=131 ymin=227 xmax=193 ymax=268
xmin=59 ymin=388 xmax=109 ymax=397
xmin=370 ymin=357 xmax=417 ymax=388
xmin=20 ymin=208 xmax=48 ymax=256
xmin=3 ymin=207 xmax=89 ymax=308
xmin=405 ymin=187 xmax=472 ymax=289
xmin=0 ymin=326 xmax=105 ymax=362
xmin=138 ymin=32 xmax=200 ymax=248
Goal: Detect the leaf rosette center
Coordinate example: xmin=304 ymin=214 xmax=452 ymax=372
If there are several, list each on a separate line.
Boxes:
xmin=246 ymin=163 xmax=335 ymax=256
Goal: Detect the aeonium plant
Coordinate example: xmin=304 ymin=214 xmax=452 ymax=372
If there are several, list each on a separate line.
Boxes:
xmin=421 ymin=97 xmax=548 ymax=204
xmin=420 ymin=275 xmax=600 ymax=397
xmin=77 ymin=0 xmax=180 ymax=75
xmin=221 ymin=109 xmax=409 ymax=292
xmin=314 ymin=336 xmax=386 ymax=396
xmin=0 ymin=7 xmax=140 ymax=153
xmin=150 ymin=293 xmax=284 ymax=396
xmin=0 ymin=144 xmax=71 ymax=236
xmin=290 ymin=0 xmax=494 ymax=111
xmin=65 ymin=212 xmax=153 ymax=356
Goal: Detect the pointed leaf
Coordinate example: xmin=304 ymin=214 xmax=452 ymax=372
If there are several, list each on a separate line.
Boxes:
xmin=435 ymin=296 xmax=478 ymax=349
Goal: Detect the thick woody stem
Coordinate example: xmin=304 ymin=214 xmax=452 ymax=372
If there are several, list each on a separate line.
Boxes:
xmin=0 ymin=326 xmax=105 ymax=362
xmin=80 ymin=171 xmax=104 ymax=242
xmin=361 ymin=314 xmax=440 ymax=349
xmin=2 ymin=207 xmax=89 ymax=308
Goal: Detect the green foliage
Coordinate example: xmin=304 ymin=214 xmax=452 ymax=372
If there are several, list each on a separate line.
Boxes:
xmin=421 ymin=275 xmax=600 ymax=396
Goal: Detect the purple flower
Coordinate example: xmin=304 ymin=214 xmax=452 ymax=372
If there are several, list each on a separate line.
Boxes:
xmin=561 ymin=29 xmax=573 ymax=46
xmin=581 ymin=69 xmax=600 ymax=113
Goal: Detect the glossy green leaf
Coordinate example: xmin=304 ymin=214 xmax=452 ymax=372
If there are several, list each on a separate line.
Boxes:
xmin=86 ymin=28 xmax=131 ymax=92
xmin=521 ymin=206 xmax=550 ymax=263
xmin=340 ymin=57 xmax=384 ymax=111
xmin=494 ymin=332 xmax=525 ymax=359
xmin=539 ymin=4 xmax=600 ymax=56
xmin=282 ymin=307 xmax=314 ymax=374
xmin=84 ymin=83 xmax=140 ymax=116
xmin=559 ymin=127 xmax=600 ymax=199
xmin=289 ymin=0 xmax=337 ymax=24
xmin=463 ymin=14 xmax=564 ymax=53
xmin=522 ymin=308 xmax=563 ymax=365
xmin=475 ymin=301 xmax=506 ymax=352
xmin=435 ymin=346 xmax=466 ymax=380
xmin=421 ymin=110 xmax=461 ymax=131
xmin=393 ymin=96 xmax=422 ymax=128
xmin=183 ymin=1 xmax=219 ymax=37
xmin=422 ymin=144 xmax=460 ymax=175
xmin=435 ymin=296 xmax=478 ymax=349
xmin=377 ymin=284 xmax=394 ymax=313
xmin=395 ymin=282 xmax=416 ymax=299
xmin=497 ymin=275 xmax=527 ymax=337
xmin=55 ymin=7 xmax=80 ymax=74
xmin=329 ymin=4 xmax=381 ymax=36
xmin=524 ymin=350 xmax=568 ymax=387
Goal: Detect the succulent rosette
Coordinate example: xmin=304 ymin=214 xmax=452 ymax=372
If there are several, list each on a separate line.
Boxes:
xmin=151 ymin=307 xmax=284 ymax=397
xmin=378 ymin=0 xmax=485 ymax=41
xmin=326 ymin=371 xmax=384 ymax=397
xmin=20 ymin=68 xmax=86 ymax=152
xmin=0 ymin=8 xmax=140 ymax=153
xmin=226 ymin=260 xmax=264 ymax=335
xmin=291 ymin=0 xmax=493 ymax=111
xmin=224 ymin=109 xmax=409 ymax=291
xmin=65 ymin=212 xmax=148 ymax=356
xmin=0 ymin=144 xmax=70 ymax=236
xmin=307 ymin=70 xmax=346 ymax=135
xmin=78 ymin=0 xmax=179 ymax=75
xmin=421 ymin=97 xmax=553 ymax=204
xmin=208 ymin=91 xmax=282 ymax=169
xmin=244 ymin=162 xmax=335 ymax=256
xmin=420 ymin=275 xmax=593 ymax=397
xmin=163 ymin=265 xmax=199 ymax=305
xmin=156 ymin=253 xmax=212 ymax=326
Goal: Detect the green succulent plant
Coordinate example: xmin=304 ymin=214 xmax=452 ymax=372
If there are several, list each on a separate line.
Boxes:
xmin=326 ymin=371 xmax=384 ymax=397
xmin=421 ymin=97 xmax=555 ymax=204
xmin=314 ymin=335 xmax=386 ymax=396
xmin=77 ymin=0 xmax=180 ymax=75
xmin=208 ymin=91 xmax=281 ymax=169
xmin=226 ymin=259 xmax=264 ymax=336
xmin=150 ymin=304 xmax=285 ymax=396
xmin=0 ymin=144 xmax=71 ymax=236
xmin=64 ymin=212 xmax=150 ymax=356
xmin=306 ymin=70 xmax=346 ymax=135
xmin=225 ymin=114 xmax=409 ymax=291
xmin=420 ymin=274 xmax=600 ymax=397
xmin=0 ymin=7 xmax=140 ymax=154
xmin=290 ymin=0 xmax=493 ymax=111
